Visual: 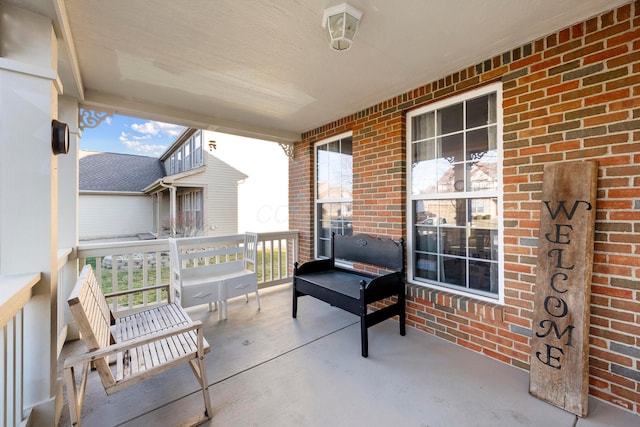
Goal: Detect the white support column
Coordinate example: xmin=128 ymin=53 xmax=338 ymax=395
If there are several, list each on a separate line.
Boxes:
xmin=58 ymin=96 xmax=79 ymax=251
xmin=58 ymin=96 xmax=80 ymax=343
xmin=0 ymin=4 xmax=60 ymax=424
xmin=170 ymin=187 xmax=177 ymax=236
xmin=155 ymin=192 xmax=163 ymax=236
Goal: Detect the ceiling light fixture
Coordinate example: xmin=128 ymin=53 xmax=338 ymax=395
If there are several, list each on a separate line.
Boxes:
xmin=322 ymin=3 xmax=363 ymax=52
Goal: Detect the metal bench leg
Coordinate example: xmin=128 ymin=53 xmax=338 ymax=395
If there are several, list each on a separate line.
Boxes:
xmin=360 ymin=317 xmax=368 ymax=358
xmin=292 ymin=288 xmax=298 ymax=318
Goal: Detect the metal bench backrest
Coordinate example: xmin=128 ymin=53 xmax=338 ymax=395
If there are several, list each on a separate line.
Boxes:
xmin=332 ymin=233 xmax=405 ymax=272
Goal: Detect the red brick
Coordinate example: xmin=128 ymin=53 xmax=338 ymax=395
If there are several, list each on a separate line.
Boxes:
xmin=549 ymin=140 xmax=581 ymax=152
xmin=584 ymin=111 xmax=629 ymax=126
xmin=548 ymin=80 xmax=580 ymax=96
xmin=483 ymin=348 xmax=512 ymax=364
xmin=585 ymin=88 xmax=631 ymax=106
xmin=592 ymin=285 xmax=634 ymax=299
xmin=585 ymin=22 xmax=631 ymax=45
xmin=550 ymin=100 xmax=583 ymax=113
xmin=564 ymin=42 xmax=605 ymax=62
xmin=584 ymin=44 xmax=629 ymax=65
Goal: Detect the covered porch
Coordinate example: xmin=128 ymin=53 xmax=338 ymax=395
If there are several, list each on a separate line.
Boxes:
xmin=2 ymin=0 xmax=640 ymax=426
xmin=57 ymin=283 xmax=637 ymax=427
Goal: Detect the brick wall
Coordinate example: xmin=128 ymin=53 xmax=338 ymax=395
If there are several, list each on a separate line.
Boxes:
xmin=290 ymin=1 xmax=640 ymax=415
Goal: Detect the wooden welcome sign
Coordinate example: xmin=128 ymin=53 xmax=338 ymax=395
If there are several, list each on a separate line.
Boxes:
xmin=529 ymin=161 xmax=597 ymax=417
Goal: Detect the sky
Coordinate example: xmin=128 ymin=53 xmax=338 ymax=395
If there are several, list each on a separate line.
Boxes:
xmin=80 ymin=114 xmax=183 ymax=156
xmin=80 ymin=114 xmax=289 ymax=233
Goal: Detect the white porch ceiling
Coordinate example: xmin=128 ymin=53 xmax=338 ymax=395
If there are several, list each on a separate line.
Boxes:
xmin=12 ymin=0 xmax=629 ymax=143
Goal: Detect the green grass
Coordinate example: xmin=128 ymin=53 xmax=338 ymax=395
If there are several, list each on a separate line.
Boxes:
xmin=84 ymin=247 xmax=289 ymax=309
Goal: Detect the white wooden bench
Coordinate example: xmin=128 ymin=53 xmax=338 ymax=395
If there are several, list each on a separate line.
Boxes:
xmin=169 ymin=233 xmax=260 ymax=320
xmin=63 ymin=265 xmax=212 ymax=427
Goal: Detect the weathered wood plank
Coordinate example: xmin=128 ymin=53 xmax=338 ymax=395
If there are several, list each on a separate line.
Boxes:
xmin=529 ymin=160 xmax=597 ymax=417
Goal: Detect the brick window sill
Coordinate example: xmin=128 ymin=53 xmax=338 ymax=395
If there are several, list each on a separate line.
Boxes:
xmin=406 ymin=283 xmax=504 ymax=323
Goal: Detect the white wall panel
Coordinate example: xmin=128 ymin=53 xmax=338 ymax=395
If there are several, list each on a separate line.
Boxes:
xmin=79 ymin=194 xmax=153 ymax=240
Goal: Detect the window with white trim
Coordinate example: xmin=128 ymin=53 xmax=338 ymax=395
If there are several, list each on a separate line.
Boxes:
xmin=315 ymin=134 xmax=353 ymax=258
xmin=407 ymin=83 xmax=502 ymax=299
xmin=166 ymin=131 xmax=203 ymax=175
xmin=177 ymin=189 xmax=204 ymax=235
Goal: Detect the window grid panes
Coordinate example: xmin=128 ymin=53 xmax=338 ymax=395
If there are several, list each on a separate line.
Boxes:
xmin=315 ymin=135 xmax=353 ymax=258
xmin=193 ymin=131 xmax=202 ymax=166
xmin=409 ymin=88 xmax=501 ymax=298
xmin=166 ymin=131 xmax=203 ymax=175
xmin=177 ymin=189 xmax=204 ymax=235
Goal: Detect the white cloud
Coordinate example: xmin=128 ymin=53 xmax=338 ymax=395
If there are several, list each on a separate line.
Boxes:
xmin=155 ymin=122 xmax=184 ymax=136
xmin=130 ymin=121 xmax=184 ymax=137
xmin=119 ymin=131 xmax=167 ymax=157
xmin=130 ymin=122 xmax=160 ymax=135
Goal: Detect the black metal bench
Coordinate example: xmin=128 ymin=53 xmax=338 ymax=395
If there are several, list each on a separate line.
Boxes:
xmin=293 ymin=233 xmax=405 ymax=357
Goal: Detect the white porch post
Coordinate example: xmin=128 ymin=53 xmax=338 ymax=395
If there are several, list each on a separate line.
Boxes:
xmin=58 ymin=96 xmax=80 ymax=342
xmin=0 ymin=4 xmax=61 ymax=424
xmin=171 ymin=186 xmax=177 ymax=236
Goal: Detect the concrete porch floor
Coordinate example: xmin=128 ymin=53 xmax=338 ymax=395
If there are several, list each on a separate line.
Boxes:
xmin=59 ymin=284 xmax=638 ymax=427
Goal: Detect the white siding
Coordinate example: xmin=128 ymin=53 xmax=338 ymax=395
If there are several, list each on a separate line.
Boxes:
xmin=79 ymin=194 xmax=153 ymax=240
xmin=173 ymin=153 xmax=246 ymax=236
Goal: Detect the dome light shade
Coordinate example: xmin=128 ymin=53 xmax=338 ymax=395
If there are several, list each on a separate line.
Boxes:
xmin=322 ymin=3 xmax=363 ymax=51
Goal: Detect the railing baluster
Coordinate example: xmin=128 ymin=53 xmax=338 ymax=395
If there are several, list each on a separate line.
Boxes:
xmin=156 ymin=251 xmax=162 ymax=302
xmin=127 ymin=253 xmax=134 ymax=308
xmin=270 ymin=239 xmax=274 ymax=281
xmin=260 ymin=240 xmax=266 ymax=284
xmin=95 ymin=256 xmax=103 ymax=287
xmin=111 ymin=255 xmax=119 ymax=313
xmin=2 ymin=323 xmax=8 ymax=427
xmin=142 ymin=253 xmax=149 ymax=305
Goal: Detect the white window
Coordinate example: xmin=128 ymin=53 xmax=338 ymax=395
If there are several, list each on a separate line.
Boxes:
xmin=169 ymin=155 xmax=175 ymax=175
xmin=193 ymin=131 xmax=202 ymax=166
xmin=176 ymin=149 xmax=183 ymax=173
xmin=407 ymin=83 xmax=503 ymax=300
xmin=315 ymin=133 xmax=353 ymax=258
xmin=184 ymin=139 xmax=192 ymax=170
xmin=177 ymin=189 xmax=204 ymax=235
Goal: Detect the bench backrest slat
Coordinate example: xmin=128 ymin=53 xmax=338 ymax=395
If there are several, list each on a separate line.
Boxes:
xmin=68 ymin=265 xmax=116 ymax=387
xmin=333 ymin=233 xmax=404 ymax=272
xmin=244 ymin=232 xmax=258 ymax=270
xmin=170 ymin=232 xmax=258 ymax=271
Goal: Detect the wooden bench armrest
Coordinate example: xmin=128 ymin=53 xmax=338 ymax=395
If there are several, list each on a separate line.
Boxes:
xmin=103 ymin=283 xmax=170 ymax=299
xmin=63 ymin=321 xmax=205 ymax=368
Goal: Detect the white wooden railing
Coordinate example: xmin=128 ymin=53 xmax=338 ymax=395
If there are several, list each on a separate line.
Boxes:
xmin=76 ymin=231 xmax=298 ymax=314
xmin=0 ymin=272 xmax=41 ymax=427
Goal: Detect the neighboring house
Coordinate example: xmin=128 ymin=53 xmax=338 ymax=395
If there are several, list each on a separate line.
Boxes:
xmin=79 ymin=151 xmax=164 ymax=241
xmin=79 ymin=128 xmax=247 ymax=241
xmin=144 ymin=128 xmax=248 ymax=238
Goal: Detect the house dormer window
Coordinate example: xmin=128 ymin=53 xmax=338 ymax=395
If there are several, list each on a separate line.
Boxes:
xmin=167 ymin=131 xmax=203 ymax=175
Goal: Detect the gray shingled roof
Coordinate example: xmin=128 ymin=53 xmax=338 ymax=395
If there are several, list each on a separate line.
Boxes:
xmin=79 ymin=152 xmax=165 ymax=192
